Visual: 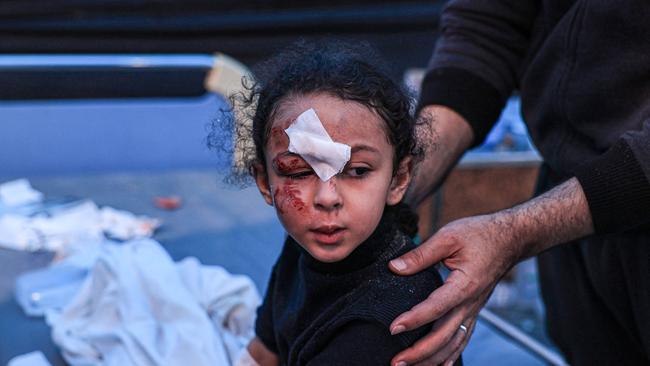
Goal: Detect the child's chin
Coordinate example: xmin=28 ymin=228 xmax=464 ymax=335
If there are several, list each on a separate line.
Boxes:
xmin=308 ymin=246 xmax=351 ymax=263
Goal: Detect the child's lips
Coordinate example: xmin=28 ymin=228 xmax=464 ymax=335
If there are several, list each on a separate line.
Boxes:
xmin=310 ymin=225 xmax=346 ymax=244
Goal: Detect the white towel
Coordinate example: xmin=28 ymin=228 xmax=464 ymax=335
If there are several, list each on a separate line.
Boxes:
xmin=49 ymin=239 xmax=260 ymax=366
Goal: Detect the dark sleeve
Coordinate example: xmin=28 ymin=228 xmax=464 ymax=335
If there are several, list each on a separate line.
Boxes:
xmin=254 ymin=264 xmax=278 ymax=354
xmin=574 ymin=122 xmax=650 ymax=233
xmin=418 ymin=0 xmax=539 ymax=146
xmin=306 ymin=320 xmax=404 ymax=366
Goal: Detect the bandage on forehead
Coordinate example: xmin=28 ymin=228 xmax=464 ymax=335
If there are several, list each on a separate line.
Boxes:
xmin=284 ymin=108 xmax=351 ymax=181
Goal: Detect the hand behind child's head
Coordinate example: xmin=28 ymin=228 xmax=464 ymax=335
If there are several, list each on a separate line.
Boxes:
xmin=218 ymin=40 xmax=428 ymax=263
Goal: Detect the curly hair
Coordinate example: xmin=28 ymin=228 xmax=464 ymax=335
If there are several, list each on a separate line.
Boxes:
xmin=207 ymin=39 xmax=431 ymax=235
xmin=209 ymin=39 xmax=429 ymax=177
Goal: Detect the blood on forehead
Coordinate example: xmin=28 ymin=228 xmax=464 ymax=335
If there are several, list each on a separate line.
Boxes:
xmin=273 ymin=183 xmax=305 ymax=214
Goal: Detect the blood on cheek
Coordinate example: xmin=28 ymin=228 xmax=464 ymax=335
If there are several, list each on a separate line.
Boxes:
xmin=273 ymin=183 xmax=306 ymax=214
xmin=271 ymin=157 xmax=308 ymax=214
xmin=268 ymin=140 xmax=310 ymax=214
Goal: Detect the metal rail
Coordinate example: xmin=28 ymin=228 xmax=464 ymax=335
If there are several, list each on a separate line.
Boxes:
xmin=479 ymin=308 xmax=569 ymax=366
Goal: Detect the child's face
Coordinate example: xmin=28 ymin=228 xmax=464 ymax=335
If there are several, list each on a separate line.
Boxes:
xmin=254 ymin=93 xmax=411 ymax=263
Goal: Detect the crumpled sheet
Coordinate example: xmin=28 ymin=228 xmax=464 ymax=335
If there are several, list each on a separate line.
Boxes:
xmin=7 ymin=351 xmax=52 ymax=366
xmin=233 ymin=348 xmax=261 ymax=366
xmin=23 ymin=239 xmax=261 ymax=366
xmin=0 ymin=199 xmax=160 ymax=255
xmin=0 ymin=179 xmax=44 ymax=207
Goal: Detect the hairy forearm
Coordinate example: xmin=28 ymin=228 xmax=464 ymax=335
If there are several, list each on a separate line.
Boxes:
xmin=505 ymin=177 xmax=595 ymax=259
xmin=407 ymin=105 xmax=474 ymax=206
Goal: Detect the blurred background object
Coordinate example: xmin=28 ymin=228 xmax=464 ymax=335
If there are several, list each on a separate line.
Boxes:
xmin=0 ymin=0 xmax=445 ymax=81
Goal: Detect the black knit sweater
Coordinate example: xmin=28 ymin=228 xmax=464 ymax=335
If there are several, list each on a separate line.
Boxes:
xmin=419 ymin=0 xmax=650 ymax=233
xmin=255 ymin=207 xmax=445 ymax=366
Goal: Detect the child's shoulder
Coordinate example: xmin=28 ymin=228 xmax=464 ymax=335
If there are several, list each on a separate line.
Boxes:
xmin=341 ymin=241 xmax=443 ymax=342
xmin=372 ymin=236 xmax=443 ymax=299
xmin=362 ymin=252 xmax=442 ymax=318
xmin=375 ymin=262 xmax=442 ymax=303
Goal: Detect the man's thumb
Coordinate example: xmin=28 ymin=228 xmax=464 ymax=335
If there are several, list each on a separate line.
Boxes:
xmin=389 ymin=241 xmax=445 ymax=275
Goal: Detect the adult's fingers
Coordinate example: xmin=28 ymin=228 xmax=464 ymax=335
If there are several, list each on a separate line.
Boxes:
xmin=435 ymin=286 xmax=494 ymax=365
xmin=391 ymin=303 xmax=468 ymax=366
xmin=390 ymin=270 xmax=471 ymax=333
xmin=419 ymin=316 xmax=477 ymax=366
xmin=441 ymin=317 xmax=477 ymax=366
xmin=413 ymin=318 xmax=470 ymax=366
xmin=389 ymin=234 xmax=453 ymax=275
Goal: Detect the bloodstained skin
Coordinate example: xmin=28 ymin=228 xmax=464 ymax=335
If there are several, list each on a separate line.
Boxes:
xmin=271 ymin=154 xmax=308 ymax=214
xmin=272 ymin=156 xmax=305 ymax=174
xmin=273 ymin=183 xmax=305 ymax=214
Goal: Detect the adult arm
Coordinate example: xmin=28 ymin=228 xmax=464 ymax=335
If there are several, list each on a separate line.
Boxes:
xmin=422 ymin=0 xmax=650 ymax=234
xmin=395 ymin=128 xmax=650 ymax=365
xmin=390 ymin=177 xmax=594 ymax=366
xmin=393 ymin=1 xmax=542 ymax=364
xmin=396 ymin=107 xmax=650 ymax=366
xmin=407 ymin=105 xmax=473 ymax=207
xmin=409 ymin=0 xmax=539 ymax=206
xmin=574 ymin=121 xmax=650 ymax=233
xmin=395 ymin=0 xmax=650 ymax=365
xmin=418 ymin=0 xmax=539 ymax=146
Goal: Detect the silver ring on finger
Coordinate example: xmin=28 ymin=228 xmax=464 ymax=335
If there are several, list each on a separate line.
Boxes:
xmin=459 ymin=324 xmax=468 ymax=335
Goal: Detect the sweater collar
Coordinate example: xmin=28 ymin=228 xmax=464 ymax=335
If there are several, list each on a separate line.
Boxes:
xmin=297 ymin=206 xmax=406 ymax=274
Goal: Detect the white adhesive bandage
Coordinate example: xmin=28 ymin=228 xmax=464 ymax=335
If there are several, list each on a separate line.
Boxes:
xmin=284 ymin=108 xmax=351 ymax=181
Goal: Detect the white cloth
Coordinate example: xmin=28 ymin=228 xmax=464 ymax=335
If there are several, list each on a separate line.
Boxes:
xmin=0 ymin=179 xmax=43 ymax=207
xmin=285 ymin=108 xmax=351 ymax=181
xmin=48 ymin=239 xmax=260 ymax=366
xmin=0 ymin=200 xmax=159 ymax=255
xmin=7 ymin=351 xmax=53 ymax=366
xmin=233 ymin=348 xmax=260 ymax=366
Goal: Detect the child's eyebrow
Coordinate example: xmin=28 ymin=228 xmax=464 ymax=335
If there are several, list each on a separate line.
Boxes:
xmin=351 ymin=145 xmax=379 ymax=154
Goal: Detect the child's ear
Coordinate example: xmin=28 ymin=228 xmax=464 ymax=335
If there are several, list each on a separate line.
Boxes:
xmin=386 ymin=157 xmax=413 ymax=205
xmin=252 ymin=162 xmax=274 ymax=206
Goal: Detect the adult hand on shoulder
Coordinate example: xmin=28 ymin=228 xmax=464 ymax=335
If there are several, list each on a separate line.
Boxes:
xmin=388 ymin=178 xmax=594 ymax=366
xmin=388 ymin=210 xmax=522 ymax=366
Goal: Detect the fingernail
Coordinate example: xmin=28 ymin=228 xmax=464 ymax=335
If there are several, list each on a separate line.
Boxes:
xmin=391 ymin=259 xmax=407 ymax=271
xmin=391 ymin=324 xmax=406 ymax=335
xmin=395 ymin=361 xmax=407 ymax=366
xmin=445 ymin=360 xmax=454 ymax=366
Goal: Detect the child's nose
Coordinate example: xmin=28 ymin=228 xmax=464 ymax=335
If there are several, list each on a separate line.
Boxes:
xmin=313 ymin=179 xmax=342 ymax=211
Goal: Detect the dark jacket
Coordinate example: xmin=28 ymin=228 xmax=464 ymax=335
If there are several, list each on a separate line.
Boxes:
xmin=255 ymin=208 xmax=444 ymax=365
xmin=419 ymin=0 xmax=650 ymax=233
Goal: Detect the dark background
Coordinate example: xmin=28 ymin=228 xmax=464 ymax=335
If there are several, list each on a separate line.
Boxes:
xmin=0 ymin=1 xmax=446 ymax=99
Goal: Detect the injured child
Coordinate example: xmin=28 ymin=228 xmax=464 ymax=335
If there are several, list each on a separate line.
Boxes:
xmin=215 ymin=40 xmax=449 ymax=366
